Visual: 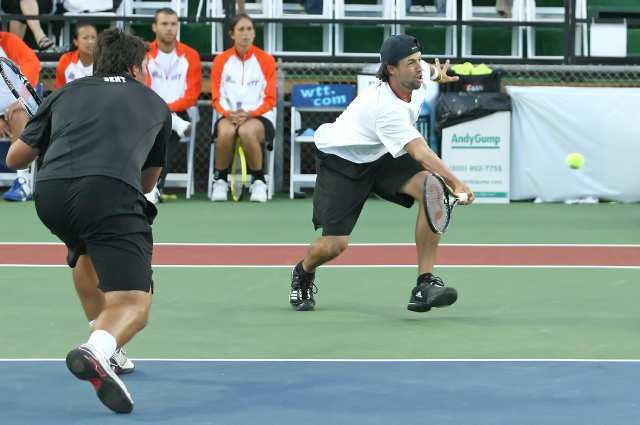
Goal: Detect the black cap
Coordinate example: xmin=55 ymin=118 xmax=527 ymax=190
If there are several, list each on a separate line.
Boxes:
xmin=379 ymin=35 xmax=422 ymax=63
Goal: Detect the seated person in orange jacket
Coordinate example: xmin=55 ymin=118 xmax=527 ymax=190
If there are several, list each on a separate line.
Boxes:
xmin=210 ymin=13 xmax=276 ymax=203
xmin=55 ymin=23 xmax=98 ymax=88
xmin=144 ymin=7 xmax=201 ymax=203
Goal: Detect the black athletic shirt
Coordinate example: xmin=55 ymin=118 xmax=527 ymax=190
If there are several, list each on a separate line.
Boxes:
xmin=20 ymin=75 xmax=171 ymax=193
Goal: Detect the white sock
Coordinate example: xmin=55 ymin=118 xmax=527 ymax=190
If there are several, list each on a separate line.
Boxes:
xmin=16 ymin=169 xmax=32 ymax=191
xmin=16 ymin=168 xmax=29 ymax=179
xmin=87 ymin=330 xmax=117 ymax=360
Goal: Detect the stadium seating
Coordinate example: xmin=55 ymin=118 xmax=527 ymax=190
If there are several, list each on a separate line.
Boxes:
xmin=396 ymin=0 xmax=457 ymax=57
xmin=525 ymin=0 xmax=587 ymax=59
xmin=334 ymin=0 xmax=396 ymax=57
xmin=272 ymin=0 xmax=333 ymax=56
xmin=461 ymin=0 xmax=524 ymax=58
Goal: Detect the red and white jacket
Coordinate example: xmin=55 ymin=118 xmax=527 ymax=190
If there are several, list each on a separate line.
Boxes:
xmin=211 ymin=45 xmax=276 ymax=126
xmin=55 ymin=50 xmax=93 ymax=89
xmin=0 ymin=32 xmax=40 ymax=111
xmin=146 ymin=41 xmax=202 ymax=113
xmin=0 ymin=32 xmax=39 ymax=86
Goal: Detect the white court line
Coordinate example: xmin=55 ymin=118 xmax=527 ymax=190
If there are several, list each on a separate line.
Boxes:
xmin=1 ymin=358 xmax=640 ymax=363
xmin=0 ymin=264 xmax=638 ymax=269
xmin=0 ymin=242 xmax=638 ymax=247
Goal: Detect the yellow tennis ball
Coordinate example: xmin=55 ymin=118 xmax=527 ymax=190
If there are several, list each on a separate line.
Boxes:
xmin=565 ymin=153 xmax=585 ymax=170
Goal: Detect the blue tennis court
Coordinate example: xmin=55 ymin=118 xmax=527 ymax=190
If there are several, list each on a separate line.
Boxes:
xmin=2 ymin=359 xmax=639 ymax=424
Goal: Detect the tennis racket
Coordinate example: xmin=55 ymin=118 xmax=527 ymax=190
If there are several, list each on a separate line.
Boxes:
xmin=423 ymin=172 xmax=468 ymax=234
xmin=0 ymin=57 xmax=41 ymax=118
xmin=229 ymin=137 xmax=248 ymax=202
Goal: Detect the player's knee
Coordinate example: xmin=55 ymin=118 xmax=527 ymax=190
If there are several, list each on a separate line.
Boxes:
xmin=409 ymin=170 xmax=430 ymax=200
xmin=215 ymin=122 xmax=236 ymax=144
xmin=237 ymin=124 xmax=260 ymax=144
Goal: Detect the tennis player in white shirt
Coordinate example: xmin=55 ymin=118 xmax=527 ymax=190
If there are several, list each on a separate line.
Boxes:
xmin=289 ymin=34 xmax=475 ymax=313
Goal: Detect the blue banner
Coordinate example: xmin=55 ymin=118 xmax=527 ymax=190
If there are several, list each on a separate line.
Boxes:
xmin=291 ymin=84 xmax=356 ymax=108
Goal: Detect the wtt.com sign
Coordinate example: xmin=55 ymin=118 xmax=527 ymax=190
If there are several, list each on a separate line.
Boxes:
xmin=291 ymin=84 xmax=356 ymax=108
xmin=450 ymin=133 xmax=501 ymax=149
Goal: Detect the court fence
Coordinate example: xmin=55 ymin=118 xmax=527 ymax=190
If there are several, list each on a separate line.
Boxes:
xmin=38 ymin=62 xmax=640 ymax=195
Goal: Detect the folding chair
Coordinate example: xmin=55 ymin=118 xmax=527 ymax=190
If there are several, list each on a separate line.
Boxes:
xmin=164 ymin=106 xmax=199 ymax=199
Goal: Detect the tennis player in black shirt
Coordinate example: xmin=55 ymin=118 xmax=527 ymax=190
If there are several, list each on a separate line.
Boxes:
xmin=6 ymin=29 xmax=171 ymax=414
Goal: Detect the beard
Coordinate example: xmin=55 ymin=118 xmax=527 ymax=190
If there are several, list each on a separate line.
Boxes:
xmin=401 ymin=78 xmax=421 ymax=91
xmin=161 ymin=34 xmax=177 ymax=44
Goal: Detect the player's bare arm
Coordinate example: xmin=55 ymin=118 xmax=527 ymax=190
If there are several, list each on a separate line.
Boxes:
xmin=6 ymin=138 xmax=37 ymax=170
xmin=141 ymin=166 xmax=163 ymax=194
xmin=404 ymin=137 xmax=475 ymax=204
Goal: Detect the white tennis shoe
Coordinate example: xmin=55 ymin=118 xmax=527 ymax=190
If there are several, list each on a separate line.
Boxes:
xmin=249 ymin=180 xmax=267 ymax=202
xmin=110 ymin=347 xmax=135 ymax=375
xmin=211 ymin=179 xmax=229 ymax=201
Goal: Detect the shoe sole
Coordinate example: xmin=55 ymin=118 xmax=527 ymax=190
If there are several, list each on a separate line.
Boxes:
xmin=430 ymin=289 xmax=458 ymax=308
xmin=66 ymin=348 xmax=134 ymax=414
xmin=295 ymin=301 xmax=315 ymax=311
xmin=111 ymin=365 xmax=135 ymax=375
xmin=290 ymin=299 xmax=315 ymax=311
xmin=407 ymin=302 xmax=431 ymax=313
xmin=407 ymin=289 xmax=458 ymax=313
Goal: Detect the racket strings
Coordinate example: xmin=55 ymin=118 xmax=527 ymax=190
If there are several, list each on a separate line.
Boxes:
xmin=426 ymin=176 xmax=449 ymax=232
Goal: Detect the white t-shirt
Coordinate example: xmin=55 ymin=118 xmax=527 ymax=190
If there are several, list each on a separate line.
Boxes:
xmin=152 ymin=49 xmax=179 ymax=103
xmin=65 ymin=60 xmax=93 ymax=83
xmin=314 ymin=60 xmax=431 ymax=164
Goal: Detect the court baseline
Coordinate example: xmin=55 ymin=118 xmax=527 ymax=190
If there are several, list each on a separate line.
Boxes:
xmin=0 ymin=243 xmax=638 ymax=267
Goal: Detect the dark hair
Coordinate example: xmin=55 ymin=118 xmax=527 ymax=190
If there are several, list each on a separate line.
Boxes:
xmin=154 ymin=7 xmax=177 ymax=23
xmin=229 ymin=13 xmax=254 ymax=34
xmin=74 ymin=22 xmax=97 ymax=40
xmin=376 ymin=61 xmax=397 ymax=82
xmin=93 ymin=28 xmax=148 ymax=77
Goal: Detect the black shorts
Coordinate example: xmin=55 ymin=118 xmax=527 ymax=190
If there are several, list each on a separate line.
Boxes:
xmin=312 ymin=151 xmax=423 ymax=236
xmin=213 ymin=116 xmax=275 ymax=150
xmin=1 ymin=0 xmax=53 ymax=16
xmin=33 ymin=176 xmax=156 ymax=293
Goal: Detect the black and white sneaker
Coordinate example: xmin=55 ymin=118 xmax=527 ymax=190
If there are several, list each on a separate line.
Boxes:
xmin=407 ymin=274 xmax=458 ymax=313
xmin=66 ymin=343 xmax=134 ymax=413
xmin=289 ymin=263 xmax=317 ymax=311
xmin=110 ymin=347 xmax=135 ymax=375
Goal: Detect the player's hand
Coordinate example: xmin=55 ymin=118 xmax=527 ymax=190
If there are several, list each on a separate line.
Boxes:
xmin=453 ymin=182 xmax=475 ymax=205
xmin=0 ymin=118 xmax=13 ymax=139
xmin=433 ymin=59 xmax=459 ymax=84
xmin=5 ymin=101 xmax=25 ymax=123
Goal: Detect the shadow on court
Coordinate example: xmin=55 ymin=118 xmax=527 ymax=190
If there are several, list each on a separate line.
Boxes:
xmin=1 ymin=361 xmax=638 ymax=424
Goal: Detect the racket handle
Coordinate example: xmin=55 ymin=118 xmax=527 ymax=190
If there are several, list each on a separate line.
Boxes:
xmin=456 ymin=193 xmax=468 ymax=203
